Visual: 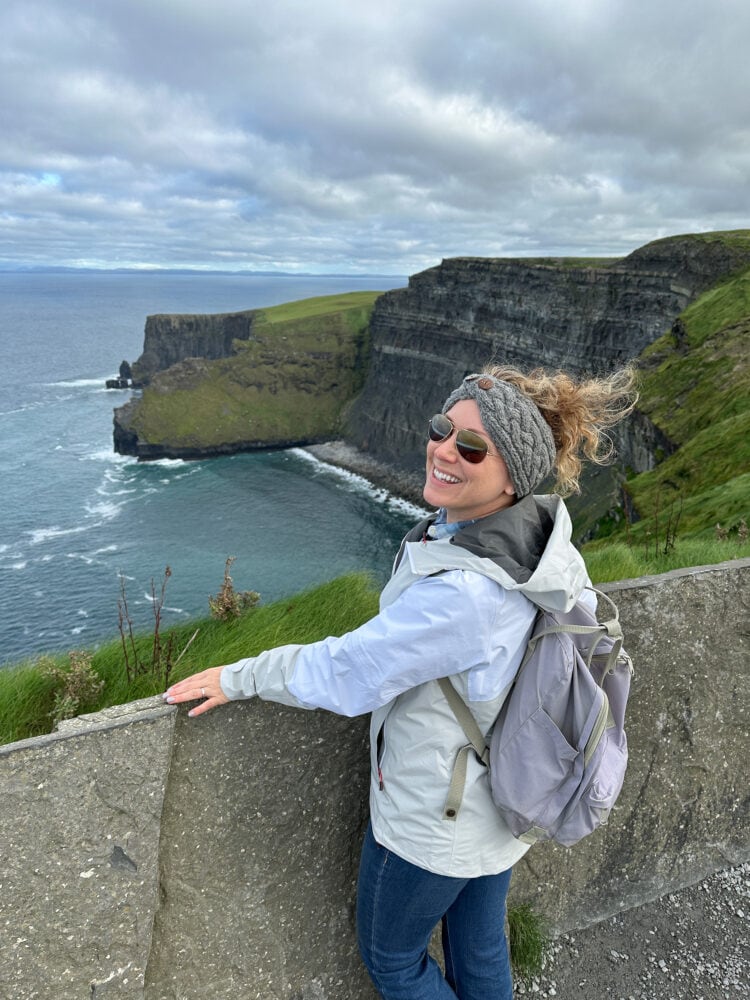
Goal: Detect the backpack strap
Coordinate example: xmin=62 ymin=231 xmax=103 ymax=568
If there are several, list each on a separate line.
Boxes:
xmin=524 ymin=587 xmax=623 ymax=671
xmin=438 ymin=677 xmax=489 ymax=821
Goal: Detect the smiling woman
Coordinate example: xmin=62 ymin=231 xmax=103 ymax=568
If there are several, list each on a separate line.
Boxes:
xmin=424 ymin=401 xmax=517 ymax=521
xmin=165 ymin=360 xmax=638 ymax=1000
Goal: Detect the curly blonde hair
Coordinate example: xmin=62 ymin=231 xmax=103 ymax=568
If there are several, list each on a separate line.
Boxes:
xmin=482 ymin=363 xmax=639 ymax=496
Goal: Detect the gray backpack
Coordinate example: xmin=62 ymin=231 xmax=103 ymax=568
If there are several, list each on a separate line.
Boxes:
xmin=439 ymin=588 xmax=633 ymax=847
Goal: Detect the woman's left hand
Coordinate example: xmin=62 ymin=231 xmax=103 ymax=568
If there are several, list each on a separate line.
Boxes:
xmin=163 ymin=666 xmax=229 ymax=717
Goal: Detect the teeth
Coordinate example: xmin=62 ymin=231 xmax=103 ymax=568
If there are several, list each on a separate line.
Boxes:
xmin=434 ymin=468 xmax=460 ymax=484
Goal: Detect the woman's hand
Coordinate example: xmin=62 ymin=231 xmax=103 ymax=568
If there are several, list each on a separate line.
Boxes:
xmin=163 ymin=666 xmax=230 ymax=717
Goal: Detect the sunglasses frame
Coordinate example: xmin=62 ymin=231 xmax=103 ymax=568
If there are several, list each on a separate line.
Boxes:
xmin=427 ymin=413 xmax=492 ymax=464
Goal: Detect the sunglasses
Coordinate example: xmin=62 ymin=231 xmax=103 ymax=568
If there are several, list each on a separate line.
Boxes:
xmin=427 ymin=413 xmax=493 ymax=464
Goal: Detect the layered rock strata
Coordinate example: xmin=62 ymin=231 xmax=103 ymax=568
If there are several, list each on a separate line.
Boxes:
xmin=345 ymin=234 xmax=750 ymax=477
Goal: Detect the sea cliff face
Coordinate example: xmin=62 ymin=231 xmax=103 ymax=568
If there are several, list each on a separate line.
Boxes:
xmin=345 ymin=234 xmax=750 ymax=476
xmin=113 ymin=294 xmax=377 ymax=459
xmin=129 ymin=310 xmax=255 ymax=385
xmin=112 ymin=233 xmax=750 ymax=542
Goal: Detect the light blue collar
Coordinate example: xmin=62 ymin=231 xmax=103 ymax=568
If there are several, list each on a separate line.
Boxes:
xmin=426 ymin=508 xmax=477 ymax=540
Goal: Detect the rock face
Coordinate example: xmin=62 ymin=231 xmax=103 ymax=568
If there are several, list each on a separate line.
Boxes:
xmin=130 ymin=311 xmax=255 ymax=385
xmin=111 ymin=233 xmax=750 ymax=501
xmin=345 ymin=233 xmax=750 ymax=477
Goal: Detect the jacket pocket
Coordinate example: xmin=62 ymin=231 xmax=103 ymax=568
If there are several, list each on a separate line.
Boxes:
xmin=375 ymin=725 xmax=388 ymax=791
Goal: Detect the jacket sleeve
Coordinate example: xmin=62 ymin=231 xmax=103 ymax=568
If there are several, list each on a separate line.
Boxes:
xmin=220 ymin=570 xmax=533 ymax=715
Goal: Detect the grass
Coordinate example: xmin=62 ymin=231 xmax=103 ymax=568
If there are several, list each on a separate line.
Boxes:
xmin=125 ymin=291 xmax=380 ymax=450
xmin=508 ymin=903 xmax=549 ymax=983
xmin=254 ymin=290 xmax=383 ymax=324
xmin=583 ymin=535 xmax=750 ymax=584
xmin=5 ymin=525 xmax=747 ymax=746
xmin=582 ymin=252 xmax=750 ymax=553
xmin=0 ymin=572 xmax=380 ymax=748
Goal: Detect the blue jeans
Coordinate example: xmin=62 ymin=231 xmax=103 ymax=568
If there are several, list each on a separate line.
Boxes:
xmin=356 ymin=823 xmax=514 ymax=1000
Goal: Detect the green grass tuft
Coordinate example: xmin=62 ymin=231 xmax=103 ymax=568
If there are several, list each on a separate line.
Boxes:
xmin=583 ymin=536 xmax=750 ymax=584
xmin=508 ymin=903 xmax=549 ymax=983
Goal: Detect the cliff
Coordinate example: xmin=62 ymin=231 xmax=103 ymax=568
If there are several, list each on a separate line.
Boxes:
xmin=345 ymin=232 xmax=750 ymax=475
xmin=129 ymin=310 xmax=255 ymax=385
xmin=111 ymin=231 xmax=750 ymax=542
xmin=113 ymin=292 xmax=378 ymax=460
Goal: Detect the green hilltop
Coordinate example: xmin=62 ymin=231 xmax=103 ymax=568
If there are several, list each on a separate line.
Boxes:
xmin=116 ymin=291 xmax=380 ymax=456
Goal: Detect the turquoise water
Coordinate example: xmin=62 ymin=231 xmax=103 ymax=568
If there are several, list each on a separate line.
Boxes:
xmin=0 ymin=270 xmax=420 ymax=666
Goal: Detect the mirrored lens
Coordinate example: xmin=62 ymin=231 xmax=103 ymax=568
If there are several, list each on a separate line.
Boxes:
xmin=455 ymin=430 xmax=489 ymax=463
xmin=428 ymin=413 xmax=453 ymax=442
xmin=427 ymin=414 xmax=489 ymax=464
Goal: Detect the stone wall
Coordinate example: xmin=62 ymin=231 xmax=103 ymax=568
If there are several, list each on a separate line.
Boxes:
xmin=1 ymin=558 xmax=748 ymax=999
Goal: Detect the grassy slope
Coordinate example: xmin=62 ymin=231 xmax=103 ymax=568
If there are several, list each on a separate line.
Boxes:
xmin=0 ymin=573 xmax=380 ymax=747
xmin=582 ymin=261 xmax=750 ymax=576
xmin=128 ymin=291 xmax=381 ymax=448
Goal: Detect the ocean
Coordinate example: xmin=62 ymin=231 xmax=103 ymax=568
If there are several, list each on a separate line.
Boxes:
xmin=0 ymin=270 xmax=423 ymax=667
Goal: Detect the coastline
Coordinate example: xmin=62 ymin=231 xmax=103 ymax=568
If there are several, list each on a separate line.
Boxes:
xmin=303 ymin=440 xmax=426 ymax=508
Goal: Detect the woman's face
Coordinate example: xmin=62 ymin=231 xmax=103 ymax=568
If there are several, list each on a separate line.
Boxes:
xmin=423 ymin=399 xmax=516 ymax=523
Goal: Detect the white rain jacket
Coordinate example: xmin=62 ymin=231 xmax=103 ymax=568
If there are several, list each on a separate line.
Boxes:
xmin=220 ymin=493 xmax=589 ymax=877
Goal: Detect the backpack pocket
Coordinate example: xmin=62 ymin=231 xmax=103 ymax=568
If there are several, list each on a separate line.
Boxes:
xmin=553 ymin=731 xmax=628 ymax=846
xmin=490 ymin=706 xmax=583 ymax=836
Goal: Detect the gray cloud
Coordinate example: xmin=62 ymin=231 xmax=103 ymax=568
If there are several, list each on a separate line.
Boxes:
xmin=1 ymin=0 xmax=748 ymax=273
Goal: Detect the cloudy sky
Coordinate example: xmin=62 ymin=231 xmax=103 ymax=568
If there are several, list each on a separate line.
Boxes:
xmin=1 ymin=0 xmax=749 ymax=274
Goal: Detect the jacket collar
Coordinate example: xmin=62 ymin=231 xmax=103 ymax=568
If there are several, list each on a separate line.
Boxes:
xmin=390 ymin=494 xmax=588 ymax=613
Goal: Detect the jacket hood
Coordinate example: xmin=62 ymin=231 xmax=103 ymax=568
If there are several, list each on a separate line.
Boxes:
xmin=393 ymin=494 xmax=588 ymax=613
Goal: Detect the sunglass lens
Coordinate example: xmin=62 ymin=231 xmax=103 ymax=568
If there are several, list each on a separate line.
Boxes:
xmin=455 ymin=432 xmax=488 ymax=463
xmin=428 ymin=414 xmax=453 ymax=442
xmin=428 ymin=415 xmax=489 ymax=463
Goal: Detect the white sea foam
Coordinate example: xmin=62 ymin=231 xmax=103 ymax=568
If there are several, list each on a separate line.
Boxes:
xmin=46 ymin=377 xmax=110 ymax=388
xmin=96 ymin=484 xmax=137 ymax=497
xmin=84 ymin=500 xmax=122 ymax=521
xmin=67 ymin=552 xmax=94 ymax=565
xmin=28 ymin=525 xmax=91 ymax=545
xmin=86 ymin=448 xmax=137 ymax=465
xmin=151 ymin=457 xmax=190 ymax=468
xmin=0 ymin=398 xmax=55 ymax=417
xmin=0 ymin=550 xmax=25 ymax=563
xmin=291 ymin=448 xmax=427 ymax=520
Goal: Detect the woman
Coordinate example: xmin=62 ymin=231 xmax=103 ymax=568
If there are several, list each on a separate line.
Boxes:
xmin=164 ymin=363 xmax=637 ymax=1000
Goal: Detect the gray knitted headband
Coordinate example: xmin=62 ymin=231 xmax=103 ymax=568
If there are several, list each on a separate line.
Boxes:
xmin=441 ymin=373 xmax=556 ymax=497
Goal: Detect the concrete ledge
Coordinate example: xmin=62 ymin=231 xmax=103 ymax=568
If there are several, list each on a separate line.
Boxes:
xmin=1 ymin=559 xmax=748 ymax=997
xmin=0 ymin=697 xmax=176 ymax=999
xmin=511 ymin=556 xmax=750 ymax=931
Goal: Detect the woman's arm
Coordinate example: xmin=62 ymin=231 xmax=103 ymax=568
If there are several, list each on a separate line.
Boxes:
xmin=165 ymin=570 xmax=532 ymax=718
